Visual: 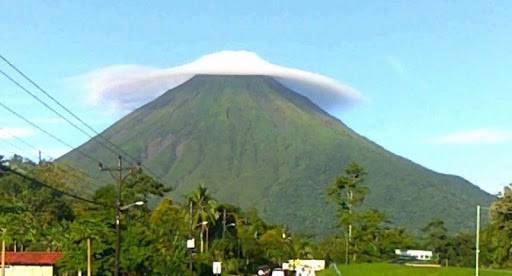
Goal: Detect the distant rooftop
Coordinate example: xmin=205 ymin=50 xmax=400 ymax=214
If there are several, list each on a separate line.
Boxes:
xmin=5 ymin=252 xmax=63 ymax=266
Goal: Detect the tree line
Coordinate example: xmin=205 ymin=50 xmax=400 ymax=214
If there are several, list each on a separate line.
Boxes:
xmin=0 ymin=155 xmax=511 ymax=275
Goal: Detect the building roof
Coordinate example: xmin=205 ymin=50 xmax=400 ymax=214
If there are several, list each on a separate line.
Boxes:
xmin=4 ymin=252 xmax=63 ymax=265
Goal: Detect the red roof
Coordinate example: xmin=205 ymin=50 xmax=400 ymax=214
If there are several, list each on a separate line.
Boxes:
xmin=4 ymin=252 xmax=63 ymax=265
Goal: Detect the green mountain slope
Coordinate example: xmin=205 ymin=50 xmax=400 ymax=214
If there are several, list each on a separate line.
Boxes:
xmin=60 ymin=75 xmax=494 ymax=236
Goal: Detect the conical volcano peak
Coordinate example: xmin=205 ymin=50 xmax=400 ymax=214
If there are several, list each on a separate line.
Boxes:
xmin=142 ymin=74 xmax=335 ymax=120
xmin=61 ymin=73 xmax=493 ymax=236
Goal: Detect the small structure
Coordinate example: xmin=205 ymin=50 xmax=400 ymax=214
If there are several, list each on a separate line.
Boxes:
xmin=2 ymin=251 xmax=63 ymax=276
xmin=395 ymin=249 xmax=433 ymax=261
xmin=283 ymin=259 xmax=325 ymax=275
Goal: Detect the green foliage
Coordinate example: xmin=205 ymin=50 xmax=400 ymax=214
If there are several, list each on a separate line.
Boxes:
xmin=259 ymin=228 xmax=293 ymax=265
xmin=327 ymin=162 xmax=368 ymax=225
xmin=479 ymin=184 xmax=512 ymax=268
xmin=60 ymin=75 xmax=494 ymax=236
xmin=0 ymin=155 xmax=511 ymax=274
xmin=422 ymin=219 xmax=450 ymax=262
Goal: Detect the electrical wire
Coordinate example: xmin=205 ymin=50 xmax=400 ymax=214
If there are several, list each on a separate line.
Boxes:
xmin=0 ymin=126 xmax=105 ymax=190
xmin=0 ymin=100 xmax=100 ymax=164
xmin=0 ymin=68 xmax=124 ymax=159
xmin=0 ymin=127 xmax=48 ymax=159
xmin=0 ymin=137 xmax=32 ymax=158
xmin=0 ymin=163 xmax=109 ymax=207
xmin=0 ymin=54 xmax=168 ymax=185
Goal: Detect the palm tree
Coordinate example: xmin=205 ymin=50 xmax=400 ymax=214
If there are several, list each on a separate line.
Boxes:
xmin=187 ymin=185 xmax=218 ymax=253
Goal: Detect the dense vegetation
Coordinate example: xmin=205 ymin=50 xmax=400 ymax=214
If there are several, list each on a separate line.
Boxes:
xmin=1 ymin=155 xmax=511 ymax=275
xmin=60 ymin=75 xmax=494 ymax=236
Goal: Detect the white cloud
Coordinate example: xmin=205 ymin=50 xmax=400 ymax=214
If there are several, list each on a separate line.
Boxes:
xmin=0 ymin=127 xmax=34 ymax=140
xmin=76 ymin=50 xmax=363 ymax=113
xmin=433 ymin=129 xmax=512 ymax=144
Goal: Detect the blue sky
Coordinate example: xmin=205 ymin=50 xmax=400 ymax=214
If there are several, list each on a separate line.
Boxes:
xmin=0 ymin=1 xmax=510 ymax=193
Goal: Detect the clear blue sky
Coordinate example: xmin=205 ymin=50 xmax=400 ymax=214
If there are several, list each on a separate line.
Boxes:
xmin=0 ymin=1 xmax=510 ymax=193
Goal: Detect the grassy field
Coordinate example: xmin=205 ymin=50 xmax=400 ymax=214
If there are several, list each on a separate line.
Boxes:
xmin=318 ymin=263 xmax=512 ymax=276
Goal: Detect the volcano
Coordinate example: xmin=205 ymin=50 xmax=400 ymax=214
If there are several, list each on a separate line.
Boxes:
xmin=60 ymin=75 xmax=493 ymax=235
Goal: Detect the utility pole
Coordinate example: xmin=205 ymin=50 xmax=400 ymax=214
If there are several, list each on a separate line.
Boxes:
xmin=189 ymin=201 xmax=193 ymax=274
xmin=1 ymin=234 xmax=5 ymax=276
xmin=475 ymin=205 xmax=480 ymax=276
xmin=200 ymin=226 xmax=204 ymax=253
xmin=87 ymin=238 xmax=92 ymax=276
xmin=222 ymin=209 xmax=226 ymax=239
xmin=99 ymin=155 xmax=140 ymax=276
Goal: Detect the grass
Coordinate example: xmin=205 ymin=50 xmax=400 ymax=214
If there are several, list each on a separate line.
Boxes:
xmin=318 ymin=263 xmax=512 ymax=276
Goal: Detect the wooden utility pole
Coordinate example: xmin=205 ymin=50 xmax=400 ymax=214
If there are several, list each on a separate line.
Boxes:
xmin=200 ymin=227 xmax=204 ymax=253
xmin=1 ymin=237 xmax=5 ymax=276
xmin=99 ymin=156 xmax=140 ymax=276
xmin=87 ymin=238 xmax=92 ymax=276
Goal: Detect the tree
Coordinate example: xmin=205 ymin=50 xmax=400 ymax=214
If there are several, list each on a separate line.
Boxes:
xmin=258 ymin=228 xmax=293 ymax=266
xmin=378 ymin=227 xmax=417 ymax=261
xmin=480 ymin=184 xmax=512 ymax=267
xmin=148 ymin=199 xmax=188 ymax=274
xmin=236 ymin=208 xmax=268 ymax=273
xmin=0 ymin=159 xmax=80 ymax=252
xmin=446 ymin=232 xmax=474 ymax=267
xmin=59 ymin=171 xmax=170 ymax=275
xmin=422 ymin=219 xmax=449 ymax=263
xmin=186 ymin=185 xmax=218 ymax=253
xmin=327 ymin=161 xmax=368 ymax=264
xmin=350 ymin=209 xmax=387 ymax=262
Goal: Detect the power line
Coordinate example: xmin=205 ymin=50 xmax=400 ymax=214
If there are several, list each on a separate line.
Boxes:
xmin=0 ymin=137 xmax=32 ymax=158
xmin=0 ymin=127 xmax=105 ymax=191
xmin=0 ymin=146 xmax=100 ymax=199
xmin=0 ymin=64 xmax=158 ymax=184
xmin=0 ymin=100 xmax=100 ymax=164
xmin=0 ymin=103 xmax=106 ymax=192
xmin=0 ymin=127 xmax=49 ymax=162
xmin=0 ymin=68 xmax=125 ymax=160
xmin=0 ymin=163 xmax=108 ymax=207
xmin=0 ymin=55 xmax=168 ymax=185
xmin=0 ymin=127 xmax=39 ymax=152
xmin=0 ymin=144 xmax=19 ymax=159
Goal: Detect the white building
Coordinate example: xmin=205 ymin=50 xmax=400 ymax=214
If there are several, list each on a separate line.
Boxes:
xmin=395 ymin=249 xmax=433 ymax=261
xmin=3 ymin=252 xmax=63 ymax=276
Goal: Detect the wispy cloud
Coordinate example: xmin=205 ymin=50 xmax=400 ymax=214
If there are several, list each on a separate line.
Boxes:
xmin=73 ymin=50 xmax=364 ymax=114
xmin=433 ymin=129 xmax=512 ymax=144
xmin=0 ymin=127 xmax=34 ymax=140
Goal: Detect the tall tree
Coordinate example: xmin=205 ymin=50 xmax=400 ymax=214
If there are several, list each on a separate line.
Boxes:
xmin=327 ymin=161 xmax=368 ymax=264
